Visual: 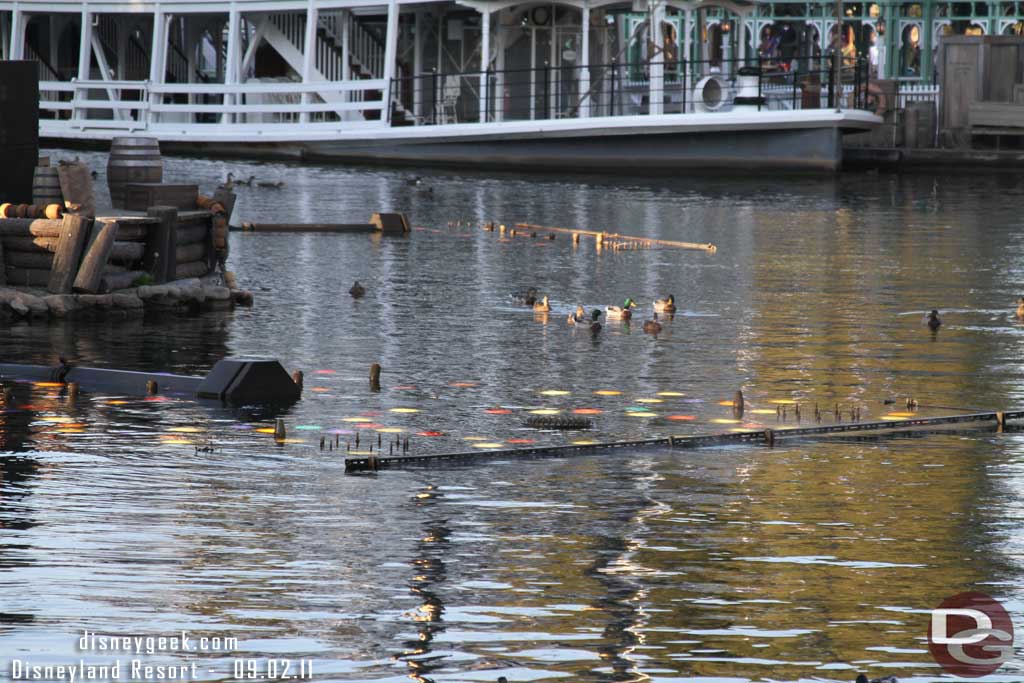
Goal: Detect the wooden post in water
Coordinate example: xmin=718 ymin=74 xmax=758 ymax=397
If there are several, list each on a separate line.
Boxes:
xmin=733 ymin=390 xmax=745 ymax=418
xmin=370 ymin=363 xmax=381 ymax=391
xmin=291 ymin=370 xmax=304 ymax=394
xmin=73 ymin=220 xmax=119 ymax=294
xmin=144 ymin=206 xmax=177 ymax=284
xmin=48 ymin=214 xmax=93 ymax=294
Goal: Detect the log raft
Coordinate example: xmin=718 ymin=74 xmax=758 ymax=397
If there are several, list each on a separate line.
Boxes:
xmin=344 ymin=409 xmax=1024 ymax=472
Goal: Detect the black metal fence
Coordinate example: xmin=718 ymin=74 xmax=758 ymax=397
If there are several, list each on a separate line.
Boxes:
xmin=391 ymin=55 xmax=871 ymax=125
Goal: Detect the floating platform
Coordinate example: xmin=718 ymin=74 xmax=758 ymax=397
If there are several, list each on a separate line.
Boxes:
xmin=0 ymin=358 xmax=301 ymax=404
xmin=344 ymin=409 xmax=1024 ymax=472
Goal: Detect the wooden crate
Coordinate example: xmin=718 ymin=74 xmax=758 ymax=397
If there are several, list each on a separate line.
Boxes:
xmin=124 ymin=183 xmax=199 ymax=211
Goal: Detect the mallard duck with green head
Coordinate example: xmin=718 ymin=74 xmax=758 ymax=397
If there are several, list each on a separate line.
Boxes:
xmin=606 ymin=298 xmax=637 ymax=321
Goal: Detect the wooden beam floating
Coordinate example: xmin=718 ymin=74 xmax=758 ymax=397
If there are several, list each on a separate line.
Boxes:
xmin=515 ymin=222 xmax=717 ymax=253
xmin=343 ymin=410 xmax=1024 ymax=473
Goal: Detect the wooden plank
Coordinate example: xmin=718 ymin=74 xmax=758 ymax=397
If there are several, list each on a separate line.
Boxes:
xmin=969 ymin=102 xmax=1024 ymax=128
xmin=0 ymin=236 xmax=61 ymax=253
xmin=4 ymin=266 xmax=51 ymax=288
xmin=73 ymin=220 xmax=119 ymax=294
xmin=4 ymin=251 xmax=53 ymax=270
xmin=174 ymin=260 xmax=210 ymax=279
xmin=232 ymin=223 xmax=377 ymax=233
xmin=516 ymin=222 xmax=718 ymax=253
xmin=109 ymin=241 xmax=146 ymax=263
xmin=100 ymin=270 xmax=148 ymax=293
xmin=144 ymin=206 xmax=177 ymax=285
xmin=0 ymin=218 xmax=64 ymax=238
xmin=175 ymin=243 xmax=206 ymax=263
xmin=176 ymin=224 xmax=209 ymax=245
xmin=47 ymin=214 xmax=93 ymax=294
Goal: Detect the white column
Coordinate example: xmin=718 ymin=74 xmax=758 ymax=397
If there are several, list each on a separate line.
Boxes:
xmin=579 ymin=1 xmax=590 ymax=117
xmin=495 ymin=21 xmax=505 ymax=121
xmin=78 ymin=10 xmax=93 ymax=81
xmin=382 ymin=0 xmax=399 ymax=122
xmin=75 ymin=9 xmax=93 ymax=123
xmin=478 ymin=8 xmax=490 ymax=121
xmin=341 ymin=10 xmax=350 ymax=81
xmin=222 ymin=7 xmax=240 ymax=123
xmin=649 ymin=1 xmax=664 ymax=115
xmin=9 ymin=7 xmax=24 ymax=60
xmin=738 ymin=13 xmax=747 ymax=64
xmin=148 ymin=9 xmax=166 ymax=126
xmin=683 ymin=7 xmax=692 ymax=99
xmin=300 ymin=0 xmax=318 ymax=123
xmin=413 ymin=10 xmax=423 ymax=121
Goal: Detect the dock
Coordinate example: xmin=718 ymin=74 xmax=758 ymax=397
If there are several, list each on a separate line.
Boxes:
xmin=343 ymin=409 xmax=1024 ymax=473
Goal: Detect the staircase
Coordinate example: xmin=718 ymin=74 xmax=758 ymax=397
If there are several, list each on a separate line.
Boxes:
xmin=264 ymin=11 xmax=412 ymax=122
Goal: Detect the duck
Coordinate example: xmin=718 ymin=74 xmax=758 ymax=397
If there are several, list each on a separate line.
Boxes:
xmin=926 ymin=309 xmax=941 ymax=330
xmin=1016 ymin=296 xmax=1024 ymax=319
xmin=349 ymin=280 xmax=365 ymax=298
xmin=855 ymin=675 xmax=898 ymax=683
xmin=605 ymin=298 xmax=637 ymax=321
xmin=533 ymin=295 xmax=550 ymax=312
xmin=588 ymin=309 xmax=602 ymax=335
xmin=217 ymin=172 xmax=234 ymax=191
xmin=511 ymin=288 xmax=538 ymax=306
xmin=567 ymin=305 xmax=586 ymax=325
xmin=653 ymin=294 xmax=677 ymax=314
xmin=256 ymin=179 xmax=285 ymax=189
xmin=406 ymin=176 xmax=423 ymax=186
xmin=642 ymin=312 xmax=662 ymax=334
xmin=235 ymin=174 xmax=256 ymax=187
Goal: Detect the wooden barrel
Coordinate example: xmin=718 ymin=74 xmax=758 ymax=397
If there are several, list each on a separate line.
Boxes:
xmin=32 ymin=166 xmax=63 ymax=206
xmin=107 ymin=137 xmax=163 ymax=208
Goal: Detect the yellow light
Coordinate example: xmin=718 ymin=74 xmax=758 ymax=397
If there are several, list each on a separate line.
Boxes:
xmin=168 ymin=426 xmax=203 ymax=433
xmin=886 ymin=411 xmax=916 ymax=417
xmin=711 ymin=418 xmax=740 ymax=424
xmin=40 ymin=417 xmax=76 ymax=423
xmin=636 ymin=398 xmax=663 ymax=404
xmin=33 ymin=382 xmax=64 ymax=388
xmin=376 ymin=427 xmax=406 ymax=433
xmin=389 ymin=408 xmax=420 ymax=413
xmin=348 ymin=449 xmax=375 ymax=455
xmin=529 ymin=409 xmax=562 ymax=415
xmin=770 ymin=399 xmax=797 ymax=405
xmin=539 ymin=390 xmax=570 ymax=396
xmin=462 ymin=436 xmax=487 ymax=441
xmin=750 ymin=409 xmax=776 ymax=415
xmin=161 ymin=438 xmax=194 ymax=445
xmin=341 ymin=417 xmax=369 ymax=422
xmin=57 ymin=428 xmax=86 ymax=434
xmin=881 ymin=416 xmax=907 ymax=421
xmin=627 ymin=412 xmax=658 ymax=418
xmin=656 ymin=391 xmax=685 ymax=396
xmin=594 ymin=390 xmax=622 ymax=396
xmin=106 ymin=400 xmax=129 ymax=405
xmin=471 ymin=442 xmax=505 ymax=448
xmin=255 ymin=427 xmax=276 ymax=434
xmin=572 ymin=439 xmax=597 ymax=445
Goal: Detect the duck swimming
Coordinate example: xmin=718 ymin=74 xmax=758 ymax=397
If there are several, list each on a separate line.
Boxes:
xmin=533 ymin=295 xmax=551 ymax=312
xmin=589 ymin=309 xmax=602 ymax=335
xmin=256 ymin=179 xmax=285 ymax=189
xmin=567 ymin=305 xmax=586 ymax=325
xmin=653 ymin=294 xmax=677 ymax=314
xmin=606 ymin=298 xmax=637 ymax=321
xmin=926 ymin=309 xmax=941 ymax=330
xmin=1017 ymin=296 xmax=1024 ymax=319
xmin=511 ymin=288 xmax=538 ymax=306
xmin=235 ymin=175 xmax=256 ymax=187
xmin=642 ymin=312 xmax=662 ymax=334
xmin=349 ymin=280 xmax=365 ymax=298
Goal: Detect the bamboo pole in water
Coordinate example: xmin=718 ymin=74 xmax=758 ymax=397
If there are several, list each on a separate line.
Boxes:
xmin=514 ymin=222 xmax=717 ymax=253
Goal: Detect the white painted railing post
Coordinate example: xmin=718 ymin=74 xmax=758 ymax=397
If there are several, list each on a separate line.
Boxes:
xmin=149 ymin=9 xmax=167 ymax=128
xmin=413 ymin=10 xmax=423 ymax=122
xmin=222 ymin=7 xmax=240 ymax=124
xmin=479 ymin=8 xmax=490 ymax=122
xmin=382 ymin=0 xmax=399 ymax=123
xmin=579 ymin=1 xmax=590 ymax=118
xmin=9 ymin=6 xmax=24 ymax=60
xmin=649 ymin=1 xmax=664 ymax=115
xmin=75 ymin=9 xmax=93 ymax=124
xmin=301 ymin=0 xmax=318 ymax=123
xmin=683 ymin=8 xmax=693 ymax=111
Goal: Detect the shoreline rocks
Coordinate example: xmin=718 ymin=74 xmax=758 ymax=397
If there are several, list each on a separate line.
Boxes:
xmin=0 ymin=274 xmax=254 ymax=321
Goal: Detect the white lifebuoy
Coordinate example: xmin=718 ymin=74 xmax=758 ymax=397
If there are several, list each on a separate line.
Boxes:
xmin=694 ymin=75 xmax=732 ymax=113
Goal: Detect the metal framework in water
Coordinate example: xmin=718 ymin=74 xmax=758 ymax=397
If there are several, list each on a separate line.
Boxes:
xmin=343 ymin=409 xmax=1024 ymax=472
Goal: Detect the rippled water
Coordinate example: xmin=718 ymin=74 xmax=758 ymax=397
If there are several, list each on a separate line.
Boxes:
xmin=1 ymin=151 xmax=1023 ymax=682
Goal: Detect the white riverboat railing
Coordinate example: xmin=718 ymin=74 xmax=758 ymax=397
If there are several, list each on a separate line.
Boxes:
xmin=39 ymin=78 xmax=389 ymax=135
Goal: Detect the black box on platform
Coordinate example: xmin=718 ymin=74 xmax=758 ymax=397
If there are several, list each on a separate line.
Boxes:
xmin=0 ymin=61 xmax=39 ymax=204
xmin=124 ymin=183 xmax=199 ymax=211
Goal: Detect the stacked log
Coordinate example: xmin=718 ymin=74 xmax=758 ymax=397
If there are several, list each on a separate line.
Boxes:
xmin=1 ymin=211 xmax=218 ymax=293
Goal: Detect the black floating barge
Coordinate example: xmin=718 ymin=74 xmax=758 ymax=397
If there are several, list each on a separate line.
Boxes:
xmin=0 ymin=358 xmax=301 ymax=404
xmin=344 ymin=409 xmax=1024 ymax=473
